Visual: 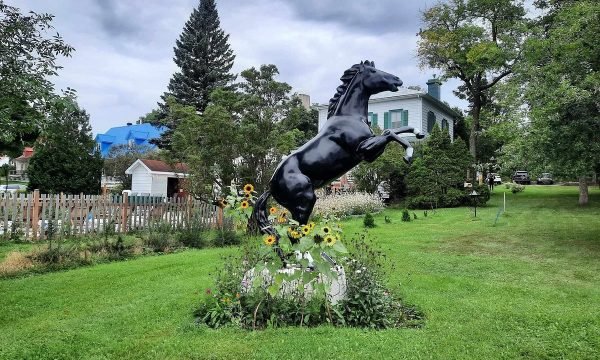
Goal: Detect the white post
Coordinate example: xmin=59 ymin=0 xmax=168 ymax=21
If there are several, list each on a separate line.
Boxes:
xmin=503 ymin=192 xmax=506 ymax=212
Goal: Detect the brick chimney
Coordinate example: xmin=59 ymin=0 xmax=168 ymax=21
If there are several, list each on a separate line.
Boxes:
xmin=426 ymin=75 xmax=442 ymax=100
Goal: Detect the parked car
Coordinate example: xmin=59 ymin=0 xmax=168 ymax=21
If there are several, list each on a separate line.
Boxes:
xmin=0 ymin=184 xmax=25 ymax=193
xmin=512 ymin=171 xmax=531 ymax=184
xmin=491 ymin=173 xmax=502 ymax=185
xmin=537 ymin=173 xmax=554 ymax=185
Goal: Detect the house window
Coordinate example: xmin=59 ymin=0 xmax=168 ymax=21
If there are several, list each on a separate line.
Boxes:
xmin=390 ymin=109 xmax=408 ymax=129
xmin=427 ymin=111 xmax=436 ymax=132
xmin=368 ymin=112 xmax=378 ymax=128
xmin=442 ymin=118 xmax=449 ymax=131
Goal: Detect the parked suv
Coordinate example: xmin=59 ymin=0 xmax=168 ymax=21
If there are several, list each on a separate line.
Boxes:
xmin=537 ymin=173 xmax=554 ymax=185
xmin=512 ymin=171 xmax=531 ymax=184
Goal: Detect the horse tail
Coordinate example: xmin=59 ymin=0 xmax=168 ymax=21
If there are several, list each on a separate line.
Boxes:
xmin=249 ymin=190 xmax=275 ymax=236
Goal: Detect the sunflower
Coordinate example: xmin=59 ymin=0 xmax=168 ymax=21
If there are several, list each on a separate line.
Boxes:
xmin=263 ymin=234 xmax=276 ymax=246
xmin=324 ymin=235 xmax=336 ymax=246
xmin=244 ymin=192 xmax=251 ymax=199
xmin=243 ymin=184 xmax=254 ymax=194
xmin=240 ymin=200 xmax=249 ymax=209
xmin=322 ymin=226 xmax=331 ymax=234
xmin=308 ymin=222 xmax=315 ymax=230
xmin=269 ymin=207 xmax=278 ymax=215
xmin=301 ymin=225 xmax=311 ymax=235
xmin=290 ymin=230 xmax=301 ymax=239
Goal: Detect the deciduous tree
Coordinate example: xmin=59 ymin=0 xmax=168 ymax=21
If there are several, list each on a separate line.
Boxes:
xmin=417 ymin=0 xmax=527 ymax=166
xmin=0 ymin=1 xmax=74 ymax=154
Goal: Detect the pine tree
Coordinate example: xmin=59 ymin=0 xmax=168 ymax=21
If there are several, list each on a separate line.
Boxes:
xmin=155 ymin=0 xmax=235 ymax=150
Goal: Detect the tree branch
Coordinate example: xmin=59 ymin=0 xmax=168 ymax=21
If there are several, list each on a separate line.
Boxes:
xmin=481 ymin=69 xmax=512 ymax=91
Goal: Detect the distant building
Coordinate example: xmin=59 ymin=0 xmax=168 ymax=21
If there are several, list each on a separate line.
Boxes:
xmin=95 ymin=123 xmax=166 ymax=158
xmin=316 ymin=77 xmax=459 ymax=140
xmin=125 ymin=159 xmax=189 ymax=197
xmin=9 ymin=147 xmax=34 ymax=181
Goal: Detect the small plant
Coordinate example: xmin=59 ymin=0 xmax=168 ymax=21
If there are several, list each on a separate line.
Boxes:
xmin=510 ymin=183 xmax=525 ymax=194
xmin=144 ymin=221 xmax=177 ymax=253
xmin=412 ymin=213 xmax=417 ymax=220
xmin=401 ymin=209 xmax=411 ymax=222
xmin=423 ymin=210 xmax=428 ymax=218
xmin=384 ymin=216 xmax=391 ymax=224
xmin=363 ymin=212 xmax=375 ymax=228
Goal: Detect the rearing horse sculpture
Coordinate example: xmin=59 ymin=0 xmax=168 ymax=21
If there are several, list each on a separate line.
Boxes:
xmin=252 ymin=60 xmax=424 ymax=238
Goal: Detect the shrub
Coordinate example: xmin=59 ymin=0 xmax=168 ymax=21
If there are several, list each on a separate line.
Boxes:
xmin=144 ymin=222 xmax=177 ymax=253
xmin=511 ymin=183 xmax=525 ymax=193
xmin=178 ymin=214 xmax=210 ymax=249
xmin=401 ymin=209 xmax=411 ymax=222
xmin=313 ymin=192 xmax=384 ymax=218
xmin=363 ymin=212 xmax=375 ymax=228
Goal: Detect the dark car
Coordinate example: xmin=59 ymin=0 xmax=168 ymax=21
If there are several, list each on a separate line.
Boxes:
xmin=512 ymin=171 xmax=531 ymax=184
xmin=537 ymin=173 xmax=554 ymax=185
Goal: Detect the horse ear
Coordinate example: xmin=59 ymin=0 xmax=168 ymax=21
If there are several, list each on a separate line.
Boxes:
xmin=360 ymin=61 xmax=364 ymax=65
xmin=370 ymin=61 xmax=375 ymax=67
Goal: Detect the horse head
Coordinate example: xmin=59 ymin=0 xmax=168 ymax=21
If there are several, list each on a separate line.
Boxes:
xmin=358 ymin=60 xmax=403 ymax=95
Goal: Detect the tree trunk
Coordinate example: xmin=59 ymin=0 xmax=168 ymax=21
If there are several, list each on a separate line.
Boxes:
xmin=468 ymin=96 xmax=481 ymax=182
xmin=579 ymin=176 xmax=588 ymax=205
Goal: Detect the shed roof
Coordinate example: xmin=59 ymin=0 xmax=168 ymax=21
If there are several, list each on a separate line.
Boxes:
xmin=140 ymin=159 xmax=189 ymax=173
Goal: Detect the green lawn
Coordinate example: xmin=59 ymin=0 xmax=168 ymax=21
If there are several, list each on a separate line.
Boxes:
xmin=1 ymin=186 xmax=599 ymax=359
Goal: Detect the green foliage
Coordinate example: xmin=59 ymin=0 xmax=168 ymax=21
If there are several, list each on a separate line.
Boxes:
xmin=0 ymin=2 xmax=74 ymax=153
xmin=401 ymin=209 xmax=411 ymax=222
xmin=417 ymin=0 xmax=527 ymax=162
xmin=171 ymin=65 xmax=318 ymax=197
xmin=363 ymin=212 xmax=375 ymax=228
xmin=339 ymin=234 xmax=423 ymax=329
xmin=406 ymin=124 xmax=478 ymax=209
xmin=143 ymin=222 xmax=177 ymax=253
xmin=508 ymin=182 xmax=525 ymax=194
xmin=518 ymin=0 xmax=599 ymax=203
xmin=153 ymin=0 xmax=235 ymax=150
xmin=27 ymin=95 xmax=103 ymax=194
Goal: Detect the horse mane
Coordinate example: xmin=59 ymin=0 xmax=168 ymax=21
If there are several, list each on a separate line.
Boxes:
xmin=327 ymin=60 xmax=374 ymax=119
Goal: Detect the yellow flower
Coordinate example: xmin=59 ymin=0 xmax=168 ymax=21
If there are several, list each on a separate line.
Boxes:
xmin=244 ymin=192 xmax=251 ymax=199
xmin=240 ymin=200 xmax=249 ymax=209
xmin=308 ymin=222 xmax=315 ymax=230
xmin=263 ymin=234 xmax=276 ymax=246
xmin=291 ymin=231 xmax=301 ymax=239
xmin=322 ymin=226 xmax=331 ymax=234
xmin=243 ymin=184 xmax=254 ymax=193
xmin=269 ymin=207 xmax=278 ymax=215
xmin=302 ymin=225 xmax=311 ymax=235
xmin=324 ymin=235 xmax=336 ymax=246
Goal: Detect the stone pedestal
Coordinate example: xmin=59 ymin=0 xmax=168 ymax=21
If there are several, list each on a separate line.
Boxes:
xmin=242 ymin=265 xmax=347 ymax=305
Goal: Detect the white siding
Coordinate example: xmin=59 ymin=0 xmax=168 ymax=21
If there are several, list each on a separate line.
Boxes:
xmin=130 ymin=165 xmax=152 ymax=194
xmin=368 ymin=97 xmax=423 ymax=132
xmin=421 ymin=100 xmax=455 ymax=139
xmin=151 ymin=174 xmax=168 ymax=196
xmin=317 ymin=107 xmax=328 ymax=130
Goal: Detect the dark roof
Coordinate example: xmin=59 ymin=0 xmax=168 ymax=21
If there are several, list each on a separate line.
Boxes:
xmin=140 ymin=159 xmax=189 ymax=173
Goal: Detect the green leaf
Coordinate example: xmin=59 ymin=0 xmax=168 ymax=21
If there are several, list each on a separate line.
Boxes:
xmin=332 ymin=241 xmax=348 ymax=254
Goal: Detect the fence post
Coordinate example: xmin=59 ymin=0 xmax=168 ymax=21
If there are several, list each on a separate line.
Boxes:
xmin=121 ymin=192 xmax=129 ymax=233
xmin=32 ymin=189 xmax=40 ymax=240
xmin=217 ymin=205 xmax=223 ymax=228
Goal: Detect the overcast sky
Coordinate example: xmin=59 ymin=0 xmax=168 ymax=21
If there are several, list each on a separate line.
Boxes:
xmin=9 ymin=0 xmax=467 ymax=135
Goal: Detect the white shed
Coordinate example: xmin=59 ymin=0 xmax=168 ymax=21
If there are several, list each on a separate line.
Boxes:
xmin=125 ymin=159 xmax=189 ymax=197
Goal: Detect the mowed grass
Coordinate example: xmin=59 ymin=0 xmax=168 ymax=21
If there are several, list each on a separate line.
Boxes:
xmin=1 ymin=185 xmax=599 ymax=359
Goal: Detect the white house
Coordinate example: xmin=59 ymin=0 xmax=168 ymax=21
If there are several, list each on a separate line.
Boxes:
xmin=316 ymin=77 xmax=459 ymax=139
xmin=125 ymin=159 xmax=189 ymax=197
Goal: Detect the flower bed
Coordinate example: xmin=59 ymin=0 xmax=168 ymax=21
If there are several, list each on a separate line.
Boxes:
xmin=313 ymin=192 xmax=384 ymax=218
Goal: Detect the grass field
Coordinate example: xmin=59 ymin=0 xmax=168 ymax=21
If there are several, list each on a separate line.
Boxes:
xmin=1 ymin=186 xmax=599 ymax=359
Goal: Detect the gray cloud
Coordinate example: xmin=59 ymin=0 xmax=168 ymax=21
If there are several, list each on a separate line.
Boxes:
xmin=5 ymin=0 xmax=467 ymax=135
xmin=282 ymin=0 xmax=434 ymax=34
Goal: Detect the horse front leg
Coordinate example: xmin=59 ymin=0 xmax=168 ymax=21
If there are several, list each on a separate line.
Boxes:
xmin=356 ymin=134 xmax=392 ymax=163
xmin=393 ymin=126 xmax=425 ymax=139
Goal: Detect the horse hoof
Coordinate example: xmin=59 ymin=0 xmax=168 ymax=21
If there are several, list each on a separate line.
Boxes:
xmin=403 ymin=156 xmax=412 ymax=164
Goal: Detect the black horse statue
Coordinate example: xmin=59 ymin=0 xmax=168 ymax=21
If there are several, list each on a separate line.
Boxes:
xmin=252 ymin=60 xmax=424 ymax=238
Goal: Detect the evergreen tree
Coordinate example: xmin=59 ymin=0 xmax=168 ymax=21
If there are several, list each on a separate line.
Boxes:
xmin=154 ymin=0 xmax=235 ymax=150
xmin=27 ymin=94 xmax=103 ymax=194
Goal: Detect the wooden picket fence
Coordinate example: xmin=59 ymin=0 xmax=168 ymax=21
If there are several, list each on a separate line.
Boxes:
xmin=0 ymin=190 xmax=220 ymax=240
